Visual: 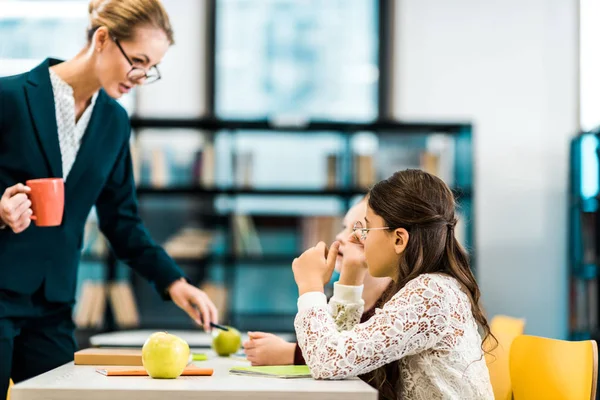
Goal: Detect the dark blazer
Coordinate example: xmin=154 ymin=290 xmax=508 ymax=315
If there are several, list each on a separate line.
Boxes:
xmin=0 ymin=58 xmax=185 ymax=303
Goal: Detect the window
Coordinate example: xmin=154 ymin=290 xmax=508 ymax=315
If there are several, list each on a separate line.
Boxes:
xmin=215 ymin=0 xmax=378 ymax=121
xmin=0 ymin=0 xmax=135 ymax=112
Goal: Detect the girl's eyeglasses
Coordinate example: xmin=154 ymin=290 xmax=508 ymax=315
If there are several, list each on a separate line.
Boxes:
xmin=352 ymin=221 xmax=391 ymax=241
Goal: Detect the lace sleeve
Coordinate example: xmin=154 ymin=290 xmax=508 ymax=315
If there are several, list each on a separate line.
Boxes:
xmin=294 ymin=274 xmax=454 ymax=379
xmin=329 ymin=282 xmax=365 ymax=332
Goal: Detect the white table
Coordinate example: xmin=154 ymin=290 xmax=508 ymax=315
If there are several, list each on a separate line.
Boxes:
xmin=89 ymin=329 xmax=296 ymax=348
xmin=10 ymin=353 xmax=378 ymax=400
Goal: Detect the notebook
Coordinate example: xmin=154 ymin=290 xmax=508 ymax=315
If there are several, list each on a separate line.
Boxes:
xmin=96 ymin=366 xmax=213 ymax=376
xmin=229 ymin=365 xmax=311 ymax=379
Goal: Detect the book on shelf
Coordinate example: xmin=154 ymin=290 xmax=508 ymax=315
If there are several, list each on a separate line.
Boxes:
xmin=325 ymin=153 xmax=347 ymax=189
xmin=108 ymin=281 xmax=140 ymax=328
xmin=326 ymin=154 xmax=338 ymax=189
xmin=130 ymin=137 xmax=141 ymax=183
xmin=232 ymin=214 xmax=262 ymax=256
xmin=82 ymin=218 xmax=108 ymax=259
xmin=420 ymin=151 xmax=440 ymax=177
xmin=74 ymin=281 xmax=106 ymax=329
xmin=589 ymin=279 xmax=598 ymax=333
xmin=74 ymin=280 xmax=140 ymax=329
xmin=233 ymin=151 xmax=253 ymax=189
xmin=569 ymin=278 xmax=577 ymax=332
xmin=301 ymin=216 xmax=342 ymax=251
xmin=201 ymin=142 xmax=215 ymax=187
xmin=163 ymin=227 xmax=214 ymax=259
xmin=354 ymin=154 xmax=376 ymax=189
xmin=571 ymin=279 xmax=590 ymax=333
xmin=581 ymin=212 xmax=597 ymax=265
xmin=425 ymin=134 xmax=456 ymax=186
xmin=150 ymin=148 xmax=168 ymax=188
xmin=376 ymin=134 xmax=456 ymax=187
xmin=135 ymin=146 xmax=214 ymax=189
xmin=193 ymin=143 xmax=216 ymax=188
xmin=200 ymin=282 xmax=228 ymax=323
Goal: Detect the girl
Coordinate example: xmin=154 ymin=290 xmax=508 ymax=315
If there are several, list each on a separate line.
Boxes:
xmin=292 ymin=169 xmax=494 ymax=400
xmin=243 ymin=197 xmax=391 ymax=366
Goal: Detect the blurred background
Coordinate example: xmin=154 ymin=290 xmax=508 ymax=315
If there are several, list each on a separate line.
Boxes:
xmin=0 ymin=0 xmax=594 ymax=346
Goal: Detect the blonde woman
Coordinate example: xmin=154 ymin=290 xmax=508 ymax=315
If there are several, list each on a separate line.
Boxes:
xmin=0 ymin=1 xmax=217 ymax=396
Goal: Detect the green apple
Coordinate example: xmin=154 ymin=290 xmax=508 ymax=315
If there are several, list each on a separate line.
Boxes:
xmin=212 ymin=326 xmax=241 ymax=357
xmin=142 ymin=332 xmax=190 ymax=379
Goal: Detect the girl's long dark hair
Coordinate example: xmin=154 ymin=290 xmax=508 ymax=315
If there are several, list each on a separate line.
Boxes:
xmin=360 ymin=169 xmax=495 ymax=400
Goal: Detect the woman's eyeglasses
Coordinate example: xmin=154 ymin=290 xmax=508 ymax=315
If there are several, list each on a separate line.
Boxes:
xmin=112 ymin=37 xmax=161 ymax=85
xmin=352 ymin=221 xmax=391 ymax=241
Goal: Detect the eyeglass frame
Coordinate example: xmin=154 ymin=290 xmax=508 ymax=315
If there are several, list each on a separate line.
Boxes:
xmin=112 ymin=36 xmax=161 ymax=84
xmin=352 ymin=221 xmax=391 ymax=241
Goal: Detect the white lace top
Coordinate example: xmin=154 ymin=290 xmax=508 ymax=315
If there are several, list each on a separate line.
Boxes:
xmin=294 ymin=273 xmax=494 ymax=400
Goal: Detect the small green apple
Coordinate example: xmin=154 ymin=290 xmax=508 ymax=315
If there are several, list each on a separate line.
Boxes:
xmin=212 ymin=327 xmax=241 ymax=357
xmin=142 ymin=332 xmax=190 ymax=379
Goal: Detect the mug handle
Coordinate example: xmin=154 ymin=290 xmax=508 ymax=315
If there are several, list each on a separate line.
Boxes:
xmin=26 ymin=193 xmax=36 ymax=221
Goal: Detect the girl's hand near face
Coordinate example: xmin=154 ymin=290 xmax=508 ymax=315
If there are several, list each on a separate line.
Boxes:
xmin=292 ymin=241 xmax=339 ymax=295
xmin=338 ymin=231 xmax=368 ymax=286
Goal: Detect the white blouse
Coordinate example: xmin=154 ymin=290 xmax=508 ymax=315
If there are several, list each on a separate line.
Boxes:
xmin=294 ymin=273 xmax=494 ymax=400
xmin=49 ymin=68 xmax=98 ymax=180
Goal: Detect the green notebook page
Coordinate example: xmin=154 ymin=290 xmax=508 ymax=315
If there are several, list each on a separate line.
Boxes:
xmin=229 ymin=365 xmax=311 ymax=378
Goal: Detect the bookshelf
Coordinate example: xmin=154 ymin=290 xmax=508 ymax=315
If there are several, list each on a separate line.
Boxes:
xmin=569 ymin=131 xmax=600 ymax=341
xmin=73 ymin=0 xmax=475 ymax=343
xmin=75 ymin=118 xmax=474 ymax=340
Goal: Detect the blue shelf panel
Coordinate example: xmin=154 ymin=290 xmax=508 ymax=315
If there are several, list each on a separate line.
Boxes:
xmin=572 ymin=264 xmax=599 ymax=280
xmin=570 ymin=331 xmax=593 ymax=341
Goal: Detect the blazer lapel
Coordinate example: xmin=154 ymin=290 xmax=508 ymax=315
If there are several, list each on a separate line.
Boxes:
xmin=24 ymin=59 xmax=63 ymax=179
xmin=65 ymin=91 xmax=113 ymax=193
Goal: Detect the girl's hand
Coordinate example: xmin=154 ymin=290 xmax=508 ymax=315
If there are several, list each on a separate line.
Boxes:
xmin=292 ymin=241 xmax=339 ymax=295
xmin=243 ymin=332 xmax=296 ymax=366
xmin=338 ymin=231 xmax=368 ymax=286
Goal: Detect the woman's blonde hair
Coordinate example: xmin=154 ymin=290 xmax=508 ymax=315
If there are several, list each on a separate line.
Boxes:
xmin=87 ymin=0 xmax=174 ymax=44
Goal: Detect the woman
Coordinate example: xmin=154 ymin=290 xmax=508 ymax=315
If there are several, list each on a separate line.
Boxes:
xmin=243 ymin=197 xmax=391 ymax=366
xmin=0 ymin=1 xmax=217 ymax=397
xmin=292 ymin=169 xmax=494 ymax=399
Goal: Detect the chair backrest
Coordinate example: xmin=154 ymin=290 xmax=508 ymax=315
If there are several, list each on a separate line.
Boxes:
xmin=509 ymin=335 xmax=598 ymax=400
xmin=484 ymin=315 xmax=525 ymax=400
xmin=6 ymin=379 xmax=12 ymax=400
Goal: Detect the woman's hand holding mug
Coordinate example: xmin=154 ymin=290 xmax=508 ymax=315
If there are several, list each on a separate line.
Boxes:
xmin=0 ymin=184 xmax=33 ymax=233
xmin=0 ymin=179 xmax=65 ymax=233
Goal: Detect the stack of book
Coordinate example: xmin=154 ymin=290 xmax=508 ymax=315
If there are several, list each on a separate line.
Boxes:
xmin=163 ymin=227 xmax=214 ymax=260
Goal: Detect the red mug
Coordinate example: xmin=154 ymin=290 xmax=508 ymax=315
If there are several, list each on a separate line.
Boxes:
xmin=25 ymin=178 xmax=65 ymax=227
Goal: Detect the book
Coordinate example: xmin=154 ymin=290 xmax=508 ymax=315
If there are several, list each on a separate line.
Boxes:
xmin=326 ymin=154 xmax=338 ymax=189
xmin=76 ymin=348 xmax=208 ymax=366
xmin=201 ymin=142 xmax=215 ymax=187
xmin=108 ymin=282 xmax=140 ymax=328
xmin=75 ymin=348 xmax=143 ymax=366
xmin=96 ymin=366 xmax=213 ymax=376
xmin=229 ymin=365 xmax=311 ymax=379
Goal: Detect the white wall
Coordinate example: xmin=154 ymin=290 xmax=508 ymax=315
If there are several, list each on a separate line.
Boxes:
xmin=394 ymin=0 xmax=579 ymax=338
xmin=136 ymin=0 xmax=207 ymax=117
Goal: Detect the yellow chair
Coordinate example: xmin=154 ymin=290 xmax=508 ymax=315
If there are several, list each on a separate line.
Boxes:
xmin=484 ymin=315 xmax=526 ymax=400
xmin=6 ymin=379 xmax=12 ymax=400
xmin=509 ymin=335 xmax=598 ymax=400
